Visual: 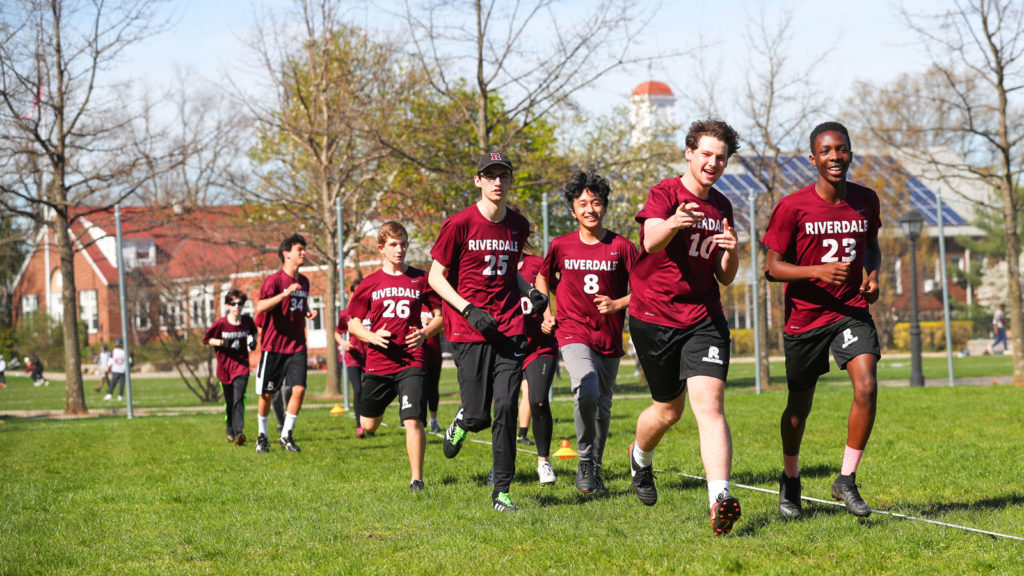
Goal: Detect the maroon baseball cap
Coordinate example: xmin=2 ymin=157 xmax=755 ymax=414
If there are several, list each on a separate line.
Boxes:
xmin=477 ymin=151 xmax=513 ymax=173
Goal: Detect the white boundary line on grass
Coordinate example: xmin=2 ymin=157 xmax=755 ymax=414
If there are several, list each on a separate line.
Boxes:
xmin=437 ymin=431 xmax=1023 ymax=542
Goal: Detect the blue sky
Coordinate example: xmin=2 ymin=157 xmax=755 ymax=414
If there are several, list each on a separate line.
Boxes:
xmin=121 ymin=0 xmax=938 ymax=122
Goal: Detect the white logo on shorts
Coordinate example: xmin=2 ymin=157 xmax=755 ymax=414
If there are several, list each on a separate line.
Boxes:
xmin=402 ymin=395 xmax=412 ymax=410
xmin=701 ymin=346 xmax=724 ymax=365
xmin=841 ymin=328 xmax=859 ymax=349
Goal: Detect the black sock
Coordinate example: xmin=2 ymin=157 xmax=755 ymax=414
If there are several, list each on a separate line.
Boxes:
xmin=518 ymin=426 xmax=528 ymax=439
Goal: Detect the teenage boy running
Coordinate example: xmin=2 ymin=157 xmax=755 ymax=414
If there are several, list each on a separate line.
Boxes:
xmin=204 ymin=288 xmax=258 ymax=446
xmin=535 ymin=171 xmax=637 ymax=494
xmin=254 ymin=233 xmax=318 ymax=453
xmin=626 ymin=118 xmax=743 ymax=536
xmin=762 ymin=121 xmax=881 ymax=519
xmin=429 ymin=151 xmax=547 ymax=512
xmin=348 ymin=222 xmax=443 ymax=492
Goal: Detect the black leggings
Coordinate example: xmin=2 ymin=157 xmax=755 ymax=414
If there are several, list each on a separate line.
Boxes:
xmin=424 ymin=360 xmax=441 ymax=413
xmin=348 ymin=366 xmax=363 ymax=428
xmin=524 ymin=355 xmax=557 ymax=458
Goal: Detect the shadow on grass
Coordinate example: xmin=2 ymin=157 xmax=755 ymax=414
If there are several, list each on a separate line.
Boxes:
xmin=892 ymin=492 xmax=1024 ymax=516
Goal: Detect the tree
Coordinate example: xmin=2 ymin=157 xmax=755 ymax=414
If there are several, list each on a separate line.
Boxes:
xmin=0 ymin=0 xmax=176 ymax=414
xmin=861 ymin=0 xmax=1024 ymax=382
xmin=231 ymin=0 xmax=417 ymax=396
xmin=734 ymin=8 xmax=830 ymax=383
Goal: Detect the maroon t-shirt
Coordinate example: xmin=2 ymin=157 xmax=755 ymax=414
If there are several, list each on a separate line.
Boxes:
xmin=204 ymin=315 xmax=258 ymax=384
xmin=430 ymin=204 xmax=530 ymax=342
xmin=629 ymin=177 xmax=734 ymax=329
xmin=348 ymin=266 xmax=442 ymax=375
xmin=420 ymin=309 xmax=443 ymax=365
xmin=518 ymin=255 xmax=557 ymax=365
xmin=762 ymin=182 xmax=881 ymax=335
xmin=334 ymin=307 xmax=365 ymax=369
xmin=540 ymin=231 xmax=638 ymax=357
xmin=258 ymin=269 xmax=310 ymax=354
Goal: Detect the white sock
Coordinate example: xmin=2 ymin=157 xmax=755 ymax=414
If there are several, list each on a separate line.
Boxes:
xmin=282 ymin=412 xmax=298 ymax=437
xmin=258 ymin=416 xmax=268 ymax=436
xmin=633 ymin=442 xmax=653 ymax=468
xmin=708 ymin=480 xmax=730 ymax=507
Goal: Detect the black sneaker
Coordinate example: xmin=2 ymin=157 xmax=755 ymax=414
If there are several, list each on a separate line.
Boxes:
xmin=442 ymin=408 xmax=467 ymax=459
xmin=517 ymin=435 xmax=534 ymax=446
xmin=279 ymin=434 xmax=301 ymax=453
xmin=628 ymin=441 xmax=657 ymax=506
xmin=575 ymin=460 xmax=596 ymax=493
xmin=234 ymin=433 xmax=247 ymax=447
xmin=409 ymin=480 xmax=425 ymax=493
xmin=492 ymin=491 xmax=520 ymax=512
xmin=256 ymin=433 xmax=270 ymax=453
xmin=710 ymin=493 xmax=742 ymax=535
xmin=831 ymin=473 xmax=871 ymax=517
xmin=778 ymin=472 xmax=802 ymax=519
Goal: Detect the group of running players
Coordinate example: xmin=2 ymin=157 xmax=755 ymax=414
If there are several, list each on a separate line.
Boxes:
xmin=204 ymin=118 xmax=882 ymax=536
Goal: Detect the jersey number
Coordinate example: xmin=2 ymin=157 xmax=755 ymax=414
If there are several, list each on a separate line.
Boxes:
xmin=288 ymin=297 xmax=304 ymax=313
xmin=482 ymin=254 xmax=509 ymax=276
xmin=821 ymin=238 xmax=857 ymax=263
xmin=381 ymin=299 xmax=410 ymax=319
xmin=688 ymin=233 xmax=715 ymax=260
xmin=583 ymin=274 xmax=600 ymax=295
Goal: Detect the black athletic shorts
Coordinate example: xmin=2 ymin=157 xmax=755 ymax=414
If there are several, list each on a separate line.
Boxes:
xmin=359 ymin=367 xmax=427 ymax=423
xmin=783 ymin=316 xmax=880 ymax=389
xmin=255 ymin=350 xmax=307 ymax=395
xmin=629 ymin=315 xmax=730 ymax=402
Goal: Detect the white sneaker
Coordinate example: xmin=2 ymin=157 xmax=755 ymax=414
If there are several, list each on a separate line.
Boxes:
xmin=103 ymin=394 xmax=112 ymax=400
xmin=537 ymin=461 xmax=556 ymax=486
xmin=117 ymin=395 xmax=123 ymax=401
xmin=33 ymin=381 xmax=41 ymax=387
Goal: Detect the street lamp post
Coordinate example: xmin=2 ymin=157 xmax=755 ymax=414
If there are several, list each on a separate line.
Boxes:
xmin=899 ymin=209 xmax=926 ymax=387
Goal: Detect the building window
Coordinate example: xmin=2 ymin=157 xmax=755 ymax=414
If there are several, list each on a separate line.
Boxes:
xmin=135 ymin=300 xmax=152 ymax=331
xmin=189 ymin=284 xmax=215 ymax=329
xmin=307 ymin=294 xmax=324 ymax=332
xmin=159 ymin=290 xmax=187 ymax=331
xmin=21 ymin=294 xmax=39 ymax=315
xmin=79 ymin=290 xmax=99 ymax=334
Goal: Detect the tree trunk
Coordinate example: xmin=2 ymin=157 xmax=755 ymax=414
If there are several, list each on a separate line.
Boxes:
xmin=999 ymin=179 xmax=1024 ymax=384
xmin=54 ymin=209 xmax=86 ymax=414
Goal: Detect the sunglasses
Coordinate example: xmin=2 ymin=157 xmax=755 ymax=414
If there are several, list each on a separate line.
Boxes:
xmin=227 ymin=301 xmax=244 ymax=307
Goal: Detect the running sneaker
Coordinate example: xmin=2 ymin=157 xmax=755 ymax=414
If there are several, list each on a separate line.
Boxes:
xmin=279 ymin=434 xmax=301 ymax=453
xmin=628 ymin=441 xmax=658 ymax=506
xmin=234 ymin=433 xmax=247 ymax=447
xmin=575 ymin=460 xmax=596 ymax=493
xmin=710 ymin=493 xmax=742 ymax=536
xmin=442 ymin=408 xmax=467 ymax=459
xmin=409 ymin=480 xmax=425 ymax=493
xmin=356 ymin=426 xmax=367 ymax=439
xmin=831 ymin=473 xmax=872 ymax=517
xmin=778 ymin=472 xmax=802 ymax=519
xmin=492 ymin=492 xmax=520 ymax=513
xmin=225 ymin=433 xmax=235 ymax=443
xmin=517 ymin=435 xmax=534 ymax=446
xmin=594 ymin=465 xmax=606 ymax=494
xmin=537 ymin=461 xmax=556 ymax=486
xmin=429 ymin=419 xmax=441 ymax=434
xmin=256 ymin=433 xmax=270 ymax=453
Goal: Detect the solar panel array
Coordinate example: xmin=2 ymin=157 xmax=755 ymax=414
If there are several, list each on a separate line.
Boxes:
xmin=714 ymin=155 xmax=967 ymax=235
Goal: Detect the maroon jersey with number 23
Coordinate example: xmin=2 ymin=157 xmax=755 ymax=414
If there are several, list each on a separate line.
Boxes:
xmin=761 ymin=182 xmax=881 ymax=335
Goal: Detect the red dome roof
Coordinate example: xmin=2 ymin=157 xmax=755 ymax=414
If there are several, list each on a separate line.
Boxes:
xmin=632 ymin=81 xmax=673 ymax=96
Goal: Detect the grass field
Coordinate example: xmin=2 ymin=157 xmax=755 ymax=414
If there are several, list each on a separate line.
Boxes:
xmin=1 ymin=359 xmax=1022 ymax=575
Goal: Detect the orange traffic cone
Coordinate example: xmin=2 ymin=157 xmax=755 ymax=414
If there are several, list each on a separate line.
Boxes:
xmin=553 ymin=439 xmax=578 ymax=460
xmin=330 ymin=403 xmax=344 ymax=416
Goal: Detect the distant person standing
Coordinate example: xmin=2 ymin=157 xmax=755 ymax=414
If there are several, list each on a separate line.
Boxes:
xmin=104 ymin=340 xmax=127 ymax=400
xmin=28 ymin=353 xmax=48 ymax=387
xmin=95 ymin=344 xmax=112 ymax=393
xmin=204 ymin=288 xmax=259 ymax=446
xmin=990 ymin=304 xmax=1008 ymax=353
xmin=0 ymin=354 xmax=6 ymax=389
xmin=254 ymin=233 xmax=317 ymax=454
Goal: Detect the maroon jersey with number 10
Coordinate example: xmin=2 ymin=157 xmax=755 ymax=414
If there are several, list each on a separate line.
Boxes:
xmin=540 ymin=231 xmax=638 ymax=357
xmin=430 ymin=205 xmax=530 ymax=343
xmin=628 ymin=177 xmax=734 ymax=330
xmin=762 ymin=182 xmax=881 ymax=335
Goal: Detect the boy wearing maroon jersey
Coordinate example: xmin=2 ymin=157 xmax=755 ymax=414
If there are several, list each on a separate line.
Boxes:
xmin=254 ymin=234 xmax=318 ymax=454
xmin=518 ymin=249 xmax=559 ymax=485
xmin=348 ymin=222 xmax=443 ymax=492
xmin=334 ymin=292 xmax=368 ymax=439
xmin=535 ymin=171 xmax=638 ymax=494
xmin=204 ymin=288 xmax=258 ymax=446
xmin=763 ymin=121 xmax=881 ymax=519
xmin=626 ymin=119 xmax=743 ymax=536
xmin=428 ymin=151 xmax=547 ymax=512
